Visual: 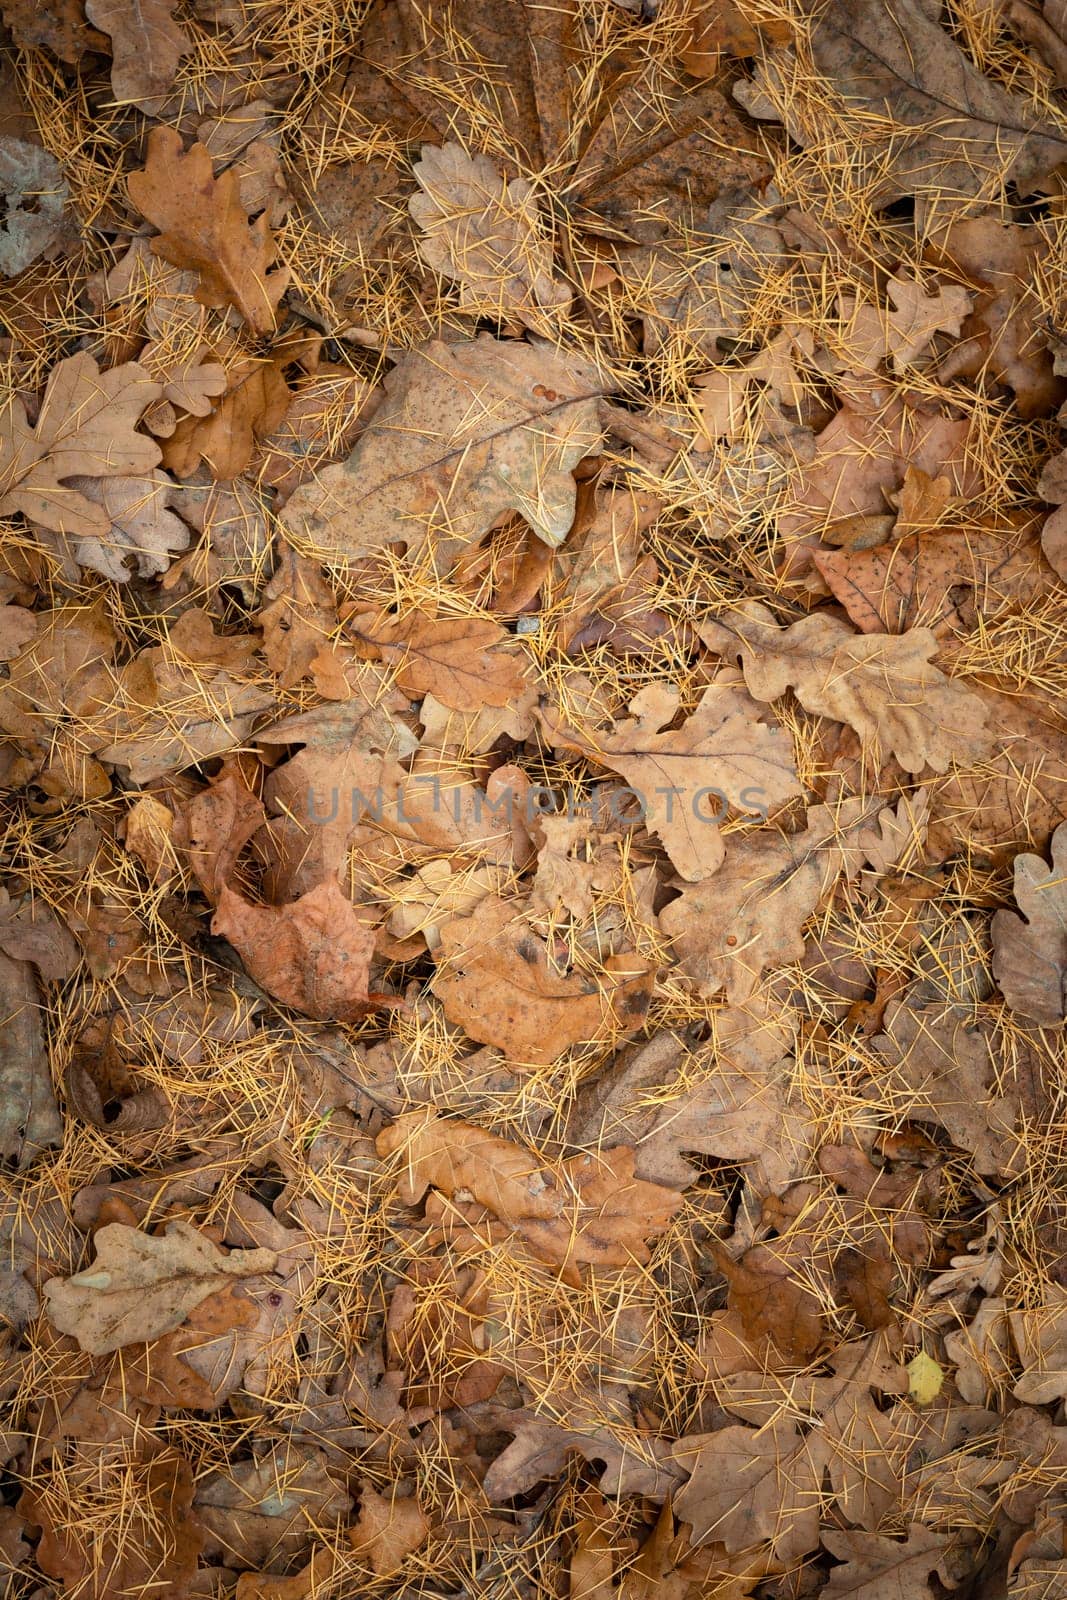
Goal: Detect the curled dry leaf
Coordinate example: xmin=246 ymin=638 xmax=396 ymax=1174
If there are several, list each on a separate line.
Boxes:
xmin=544 ymin=680 xmax=802 ymax=882
xmin=992 ymin=819 xmax=1067 ymax=1025
xmin=410 ymin=142 xmax=570 ymax=323
xmin=85 ymin=0 xmax=193 ymax=105
xmin=211 ymin=880 xmax=389 ymax=1021
xmin=128 ymin=127 xmax=289 ymax=335
xmin=429 ymin=893 xmax=655 ymax=1063
xmin=281 ymin=335 xmax=605 ymax=563
xmin=43 ymin=1219 xmax=277 ymax=1354
xmin=55 ymin=469 xmax=190 ymax=582
xmin=702 ymin=602 xmax=991 ymax=774
xmin=173 ymin=765 xmax=266 ymax=901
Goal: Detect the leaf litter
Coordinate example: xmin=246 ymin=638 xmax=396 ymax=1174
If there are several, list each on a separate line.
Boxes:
xmin=1 ymin=2 xmax=1067 ymax=1599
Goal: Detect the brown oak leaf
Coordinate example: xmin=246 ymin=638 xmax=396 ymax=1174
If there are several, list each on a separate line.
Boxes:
xmin=85 ymin=0 xmax=192 ymax=105
xmin=347 ymin=609 xmax=530 ymax=710
xmin=211 ymin=880 xmax=391 ymax=1021
xmin=702 ymin=602 xmax=991 ymax=774
xmin=992 ymin=819 xmax=1067 ymax=1025
xmin=128 ymin=127 xmax=289 ymax=335
xmin=43 ymin=1219 xmax=277 ymax=1354
xmin=429 ymin=893 xmax=655 ymax=1063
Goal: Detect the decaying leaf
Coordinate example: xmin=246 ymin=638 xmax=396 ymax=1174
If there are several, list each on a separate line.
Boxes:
xmin=740 ymin=0 xmax=1067 ymax=208
xmin=212 ymin=880 xmax=389 ymax=1021
xmin=43 ymin=1219 xmax=277 ymax=1354
xmin=0 ymin=136 xmax=70 ymax=276
xmin=85 ymin=0 xmax=193 ymax=104
xmin=430 ymin=894 xmax=654 ymax=1063
xmin=349 ymin=1484 xmax=429 ymax=1577
xmin=347 ymin=609 xmax=530 ymax=710
xmin=660 ymin=798 xmax=911 ymax=1001
xmin=410 ymin=142 xmax=570 ymax=323
xmin=377 ymin=1109 xmax=682 ymax=1281
xmin=702 ymin=603 xmax=991 ymax=774
xmin=281 ymin=336 xmax=605 ymax=563
xmin=992 ymin=820 xmax=1067 ymax=1025
xmin=0 ymin=352 xmax=162 ymax=538
xmin=0 ymin=949 xmax=61 ymax=1167
xmin=128 ymin=127 xmax=289 ymax=335
xmin=820 ymin=1526 xmax=958 ymax=1599
xmin=545 ymin=680 xmax=801 ymax=881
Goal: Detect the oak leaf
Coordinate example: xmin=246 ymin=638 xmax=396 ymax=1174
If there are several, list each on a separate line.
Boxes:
xmin=738 ymin=0 xmax=1067 ymax=209
xmin=196 ymin=1447 xmax=351 ymax=1571
xmin=568 ymin=1005 xmax=808 ymax=1193
xmin=544 ymin=680 xmax=801 ymax=882
xmin=873 ymin=998 xmax=1019 ymax=1176
xmin=836 ymin=275 xmax=973 ymax=373
xmin=0 ymin=0 xmax=107 ymax=60
xmin=43 ymin=1219 xmax=277 ymax=1354
xmin=128 ymin=127 xmax=289 ymax=335
xmin=814 ymin=519 xmax=1055 ymax=640
xmin=160 ymin=345 xmax=295 ymax=480
xmin=86 ymin=0 xmax=192 ymax=104
xmin=429 ymin=894 xmax=655 ymax=1063
xmin=173 ymin=765 xmax=266 ymax=901
xmin=348 ymin=609 xmax=530 ymax=710
xmin=0 ymin=136 xmax=70 ymax=276
xmin=660 ymin=798 xmax=909 ymax=1002
xmin=54 ymin=469 xmax=189 ymax=582
xmin=0 ymin=949 xmax=61 ymax=1168
xmin=0 ymin=352 xmax=162 ymax=538
xmin=992 ymin=820 xmax=1067 ymax=1025
xmin=484 ymin=1404 xmax=683 ymax=1501
xmin=376 ymin=1109 xmax=682 ymax=1281
xmin=211 ymin=880 xmax=388 ymax=1021
xmin=702 ymin=602 xmax=991 ymax=774
xmin=19 ymin=1444 xmax=204 ymax=1600
xmin=349 ymin=1485 xmax=429 ymax=1577
xmin=410 ymin=142 xmax=569 ymax=323
xmin=280 ymin=335 xmax=604 ymax=563
xmin=820 ymin=1526 xmax=958 ymax=1599
xmin=346 ymin=0 xmax=766 ymax=247
xmin=1011 ymin=1287 xmax=1067 ymax=1403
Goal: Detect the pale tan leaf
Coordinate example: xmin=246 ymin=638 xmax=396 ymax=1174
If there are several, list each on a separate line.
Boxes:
xmin=702 ymin=601 xmax=991 ymax=774
xmin=410 ymin=142 xmax=569 ymax=322
xmin=992 ymin=819 xmax=1067 ymax=1025
xmin=43 ymin=1219 xmax=277 ymax=1354
xmin=85 ymin=0 xmax=192 ymax=104
xmin=280 ymin=335 xmax=605 ymax=563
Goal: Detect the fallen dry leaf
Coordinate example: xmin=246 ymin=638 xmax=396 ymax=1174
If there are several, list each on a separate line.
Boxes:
xmin=410 ymin=142 xmax=570 ymax=324
xmin=85 ymin=0 xmax=192 ymax=105
xmin=0 ymin=352 xmax=161 ymax=538
xmin=349 ymin=1483 xmax=429 ymax=1577
xmin=43 ymin=1219 xmax=277 ymax=1355
xmin=377 ymin=1109 xmax=682 ymax=1281
xmin=820 ymin=1525 xmax=958 ymax=1599
xmin=429 ymin=893 xmax=654 ymax=1063
xmin=0 ymin=136 xmax=70 ymax=276
xmin=212 ymin=880 xmax=389 ymax=1021
xmin=740 ymin=0 xmax=1067 ymax=209
xmin=280 ymin=335 xmax=605 ymax=563
xmin=0 ymin=948 xmax=61 ymax=1167
xmin=545 ymin=680 xmax=801 ymax=882
xmin=347 ymin=609 xmax=530 ymax=710
xmin=128 ymin=127 xmax=289 ymax=335
xmin=174 ymin=765 xmax=266 ymax=901
xmin=992 ymin=820 xmax=1067 ymax=1025
xmin=19 ymin=1443 xmax=204 ymax=1600
xmin=702 ymin=602 xmax=991 ymax=774
xmin=660 ymin=798 xmax=909 ymax=1002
